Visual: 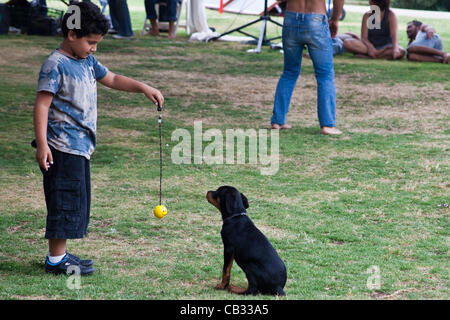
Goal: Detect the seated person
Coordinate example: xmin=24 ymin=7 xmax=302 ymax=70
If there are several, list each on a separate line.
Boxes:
xmin=144 ymin=0 xmax=177 ymax=39
xmin=333 ymin=32 xmax=361 ymax=56
xmin=303 ymin=32 xmax=361 ymax=58
xmin=343 ymin=0 xmax=405 ymax=60
xmin=406 ymin=20 xmax=449 ymax=64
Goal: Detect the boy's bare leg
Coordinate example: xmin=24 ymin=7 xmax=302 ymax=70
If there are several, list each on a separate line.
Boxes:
xmin=376 ymin=46 xmax=405 ymax=60
xmin=49 ymin=239 xmax=67 ymax=256
xmin=168 ymin=21 xmax=176 ymax=39
xmin=150 ymin=19 xmax=160 ymax=36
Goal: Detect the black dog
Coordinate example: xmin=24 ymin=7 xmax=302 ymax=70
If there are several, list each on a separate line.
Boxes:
xmin=206 ymin=186 xmax=287 ymax=296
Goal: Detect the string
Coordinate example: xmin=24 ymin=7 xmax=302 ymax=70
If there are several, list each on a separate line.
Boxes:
xmin=158 ymin=113 xmax=162 ymax=206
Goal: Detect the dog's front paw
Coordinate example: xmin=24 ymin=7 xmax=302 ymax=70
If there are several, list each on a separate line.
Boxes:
xmin=214 ymin=282 xmax=228 ymax=290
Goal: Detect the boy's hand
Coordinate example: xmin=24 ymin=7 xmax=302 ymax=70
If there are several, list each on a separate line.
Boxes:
xmin=143 ymin=85 xmax=164 ymax=109
xmin=36 ymin=144 xmax=53 ymax=171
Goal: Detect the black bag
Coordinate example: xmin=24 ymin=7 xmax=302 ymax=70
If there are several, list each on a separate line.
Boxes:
xmin=7 ymin=0 xmax=30 ymax=31
xmin=0 ymin=4 xmax=11 ymax=34
xmin=28 ymin=6 xmax=62 ymax=36
xmin=28 ymin=15 xmax=58 ymax=35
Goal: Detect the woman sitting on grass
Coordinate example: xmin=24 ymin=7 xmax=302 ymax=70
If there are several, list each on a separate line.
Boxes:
xmin=343 ymin=0 xmax=405 ymax=60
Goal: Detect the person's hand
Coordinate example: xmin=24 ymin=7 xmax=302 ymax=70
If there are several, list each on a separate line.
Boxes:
xmin=392 ymin=47 xmax=402 ymax=60
xmin=36 ymin=144 xmax=53 ymax=171
xmin=329 ymin=19 xmax=339 ymax=38
xmin=143 ymin=85 xmax=164 ymax=109
xmin=368 ymin=47 xmax=377 ymax=59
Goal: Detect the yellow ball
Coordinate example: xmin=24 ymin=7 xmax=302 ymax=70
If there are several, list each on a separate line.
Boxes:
xmin=153 ymin=205 xmax=168 ymax=219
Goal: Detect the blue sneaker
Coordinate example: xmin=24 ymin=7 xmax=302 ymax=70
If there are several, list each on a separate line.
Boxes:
xmin=66 ymin=251 xmax=94 ymax=267
xmin=44 ymin=254 xmax=95 ymax=275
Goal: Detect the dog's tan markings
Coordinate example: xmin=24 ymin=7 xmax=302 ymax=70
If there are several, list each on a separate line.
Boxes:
xmin=215 ymin=252 xmax=234 ymax=290
xmin=228 ymin=285 xmax=247 ymax=294
xmin=206 ymin=192 xmax=221 ymax=211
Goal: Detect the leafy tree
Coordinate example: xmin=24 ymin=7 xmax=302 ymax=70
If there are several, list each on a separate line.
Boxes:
xmin=391 ymin=0 xmax=450 ymax=11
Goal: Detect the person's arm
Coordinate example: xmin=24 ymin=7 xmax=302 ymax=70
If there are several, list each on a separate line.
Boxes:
xmin=99 ymin=71 xmax=164 ymax=107
xmin=33 ymin=91 xmax=54 ymax=171
xmin=361 ymin=12 xmax=377 ymax=58
xmin=420 ymin=23 xmax=436 ymax=39
xmin=329 ymin=0 xmax=344 ymax=38
xmin=388 ymin=10 xmax=402 ymax=59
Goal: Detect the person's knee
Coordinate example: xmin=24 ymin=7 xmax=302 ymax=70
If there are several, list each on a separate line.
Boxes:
xmin=313 ymin=62 xmax=334 ymax=80
xmin=281 ymin=67 xmax=301 ymax=80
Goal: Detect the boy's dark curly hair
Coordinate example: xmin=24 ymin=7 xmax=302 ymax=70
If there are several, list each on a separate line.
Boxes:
xmin=61 ymin=1 xmax=109 ymax=38
xmin=370 ymin=0 xmax=390 ymax=11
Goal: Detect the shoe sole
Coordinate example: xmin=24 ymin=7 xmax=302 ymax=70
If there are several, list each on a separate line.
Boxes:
xmin=45 ymin=266 xmax=95 ymax=276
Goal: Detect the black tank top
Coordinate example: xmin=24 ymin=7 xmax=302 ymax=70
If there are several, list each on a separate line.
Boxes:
xmin=368 ymin=9 xmax=392 ymax=48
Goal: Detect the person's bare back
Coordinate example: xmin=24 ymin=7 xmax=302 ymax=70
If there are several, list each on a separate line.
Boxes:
xmin=285 ymin=0 xmax=327 ymax=14
xmin=286 ymin=0 xmax=344 ymax=38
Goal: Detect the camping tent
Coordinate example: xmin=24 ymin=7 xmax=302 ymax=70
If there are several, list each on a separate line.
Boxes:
xmin=203 ymin=0 xmax=280 ymax=16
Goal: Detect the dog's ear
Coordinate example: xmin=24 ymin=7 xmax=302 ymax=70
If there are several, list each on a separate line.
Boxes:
xmin=222 ymin=189 xmax=246 ymax=214
xmin=223 ymin=191 xmax=235 ymax=214
xmin=240 ymin=193 xmax=249 ymax=209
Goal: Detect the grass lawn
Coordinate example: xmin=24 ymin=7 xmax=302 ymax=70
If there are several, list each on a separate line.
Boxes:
xmin=0 ymin=1 xmax=449 ymax=300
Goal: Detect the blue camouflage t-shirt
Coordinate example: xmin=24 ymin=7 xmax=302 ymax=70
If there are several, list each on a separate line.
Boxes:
xmin=37 ymin=49 xmax=108 ymax=159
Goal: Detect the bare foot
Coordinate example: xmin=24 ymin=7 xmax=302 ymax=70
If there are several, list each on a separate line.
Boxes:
xmin=168 ymin=21 xmax=176 ymax=39
xmin=150 ymin=20 xmax=160 ymax=36
xmin=272 ymin=123 xmax=292 ymax=130
xmin=443 ymin=53 xmax=450 ymax=64
xmin=321 ymin=126 xmax=342 ymax=135
xmin=149 ymin=29 xmax=160 ymax=36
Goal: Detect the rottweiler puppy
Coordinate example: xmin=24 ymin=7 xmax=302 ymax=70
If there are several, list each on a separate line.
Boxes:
xmin=206 ymin=186 xmax=287 ymax=296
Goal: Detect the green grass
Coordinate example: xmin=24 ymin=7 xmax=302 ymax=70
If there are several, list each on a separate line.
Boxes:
xmin=0 ymin=3 xmax=449 ymax=300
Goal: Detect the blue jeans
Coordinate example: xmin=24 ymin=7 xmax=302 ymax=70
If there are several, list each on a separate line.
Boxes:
xmin=108 ymin=0 xmax=133 ymax=36
xmin=272 ymin=12 xmax=336 ymax=128
xmin=145 ymin=0 xmax=178 ymax=21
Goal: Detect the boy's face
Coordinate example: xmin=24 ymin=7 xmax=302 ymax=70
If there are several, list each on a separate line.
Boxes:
xmin=67 ymin=31 xmax=104 ymax=59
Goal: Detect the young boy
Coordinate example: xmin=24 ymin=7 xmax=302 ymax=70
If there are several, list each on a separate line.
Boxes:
xmin=34 ymin=2 xmax=164 ymax=275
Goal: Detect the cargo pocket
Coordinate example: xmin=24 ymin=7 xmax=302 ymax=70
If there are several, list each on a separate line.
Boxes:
xmin=56 ymin=179 xmax=81 ymax=211
xmin=55 ymin=179 xmax=82 ymax=231
xmin=46 ymin=214 xmax=63 ymax=234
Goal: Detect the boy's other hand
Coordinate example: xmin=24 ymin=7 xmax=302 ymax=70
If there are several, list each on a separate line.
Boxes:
xmin=36 ymin=145 xmax=53 ymax=171
xmin=143 ymin=85 xmax=164 ymax=109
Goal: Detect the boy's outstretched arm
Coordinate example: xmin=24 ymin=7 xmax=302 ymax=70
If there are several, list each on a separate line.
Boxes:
xmin=34 ymin=91 xmax=54 ymax=171
xmin=99 ymin=71 xmax=164 ymax=107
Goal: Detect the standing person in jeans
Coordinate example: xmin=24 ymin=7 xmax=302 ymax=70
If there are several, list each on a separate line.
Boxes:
xmin=108 ymin=0 xmax=134 ymax=39
xmin=271 ymin=0 xmax=344 ymax=135
xmin=144 ymin=0 xmax=178 ymax=39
